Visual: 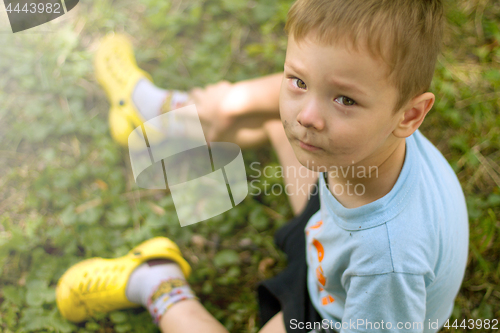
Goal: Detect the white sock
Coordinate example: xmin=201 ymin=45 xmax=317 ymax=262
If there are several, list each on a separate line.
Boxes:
xmin=125 ymin=260 xmax=197 ymax=325
xmin=131 ymin=79 xmax=190 ymax=121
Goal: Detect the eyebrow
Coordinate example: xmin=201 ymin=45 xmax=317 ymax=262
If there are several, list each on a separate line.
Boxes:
xmin=284 ymin=61 xmax=305 ymax=76
xmin=284 ymin=61 xmax=368 ymax=97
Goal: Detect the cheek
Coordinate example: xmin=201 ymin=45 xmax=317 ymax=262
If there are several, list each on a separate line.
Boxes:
xmin=371 ymin=112 xmax=398 ymax=141
xmin=278 ymin=79 xmax=289 ymax=110
xmin=278 ymin=86 xmax=287 ymax=118
xmin=355 ymin=121 xmax=388 ymax=147
xmin=328 ymin=117 xmax=366 ymax=141
xmin=279 ymin=95 xmax=298 ymax=122
xmin=326 ymin=118 xmax=380 ymax=155
xmin=346 ymin=118 xmax=394 ymax=156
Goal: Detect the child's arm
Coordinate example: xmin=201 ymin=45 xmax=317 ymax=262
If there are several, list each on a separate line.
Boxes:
xmin=190 ymin=72 xmax=283 ymax=141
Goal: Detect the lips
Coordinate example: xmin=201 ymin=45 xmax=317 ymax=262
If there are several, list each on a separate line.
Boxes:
xmin=298 ymin=139 xmax=321 ymax=152
xmin=286 ymin=127 xmax=322 ymax=152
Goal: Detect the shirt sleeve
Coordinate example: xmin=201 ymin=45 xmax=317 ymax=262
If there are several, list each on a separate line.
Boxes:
xmin=340 ymin=273 xmax=426 ymax=333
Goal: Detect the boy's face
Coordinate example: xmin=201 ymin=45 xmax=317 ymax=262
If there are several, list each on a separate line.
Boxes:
xmin=280 ymin=34 xmax=405 ymax=170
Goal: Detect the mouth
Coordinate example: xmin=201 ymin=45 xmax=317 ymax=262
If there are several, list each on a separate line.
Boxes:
xmin=298 ymin=139 xmax=321 ymax=152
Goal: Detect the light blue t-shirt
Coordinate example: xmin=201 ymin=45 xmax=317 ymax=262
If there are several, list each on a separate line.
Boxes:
xmin=305 ymin=130 xmax=469 ymax=333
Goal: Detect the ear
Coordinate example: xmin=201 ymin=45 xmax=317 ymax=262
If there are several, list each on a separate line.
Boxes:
xmin=393 ymin=92 xmax=435 ymax=138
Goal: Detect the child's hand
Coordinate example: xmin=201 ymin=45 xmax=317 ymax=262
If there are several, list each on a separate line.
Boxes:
xmin=189 ymin=81 xmax=244 ymax=142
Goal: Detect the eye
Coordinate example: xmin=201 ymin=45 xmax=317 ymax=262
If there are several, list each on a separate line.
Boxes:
xmin=334 ymin=96 xmax=356 ymax=106
xmin=291 ymin=78 xmax=307 ymax=90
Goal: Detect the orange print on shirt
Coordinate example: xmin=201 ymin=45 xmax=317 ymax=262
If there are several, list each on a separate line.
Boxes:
xmin=309 ymin=220 xmax=323 ymax=230
xmin=312 ymin=239 xmax=324 ymax=262
xmin=316 ymin=266 xmax=326 ymax=286
xmin=321 ymin=295 xmax=335 ymax=305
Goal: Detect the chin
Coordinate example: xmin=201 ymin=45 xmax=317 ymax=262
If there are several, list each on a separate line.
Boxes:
xmin=295 ymin=155 xmax=328 ymax=172
xmin=298 ymin=153 xmax=360 ymax=171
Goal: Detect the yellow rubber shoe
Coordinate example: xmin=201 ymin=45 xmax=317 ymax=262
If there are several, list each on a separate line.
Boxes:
xmin=56 ymin=237 xmax=191 ymax=323
xmin=94 ymin=33 xmax=153 ymax=147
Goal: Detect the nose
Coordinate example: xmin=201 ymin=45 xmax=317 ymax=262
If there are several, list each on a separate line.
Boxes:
xmin=296 ymin=97 xmax=325 ymax=131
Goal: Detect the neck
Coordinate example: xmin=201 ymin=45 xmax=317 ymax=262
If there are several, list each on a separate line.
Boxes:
xmin=325 ymin=138 xmax=406 ymax=208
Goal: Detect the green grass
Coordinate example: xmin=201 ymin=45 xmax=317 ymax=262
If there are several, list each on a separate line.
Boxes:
xmin=0 ymin=0 xmax=499 ymax=332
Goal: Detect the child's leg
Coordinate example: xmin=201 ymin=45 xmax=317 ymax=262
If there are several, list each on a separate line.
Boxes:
xmin=159 ymin=299 xmax=228 ymax=333
xmin=205 ymin=112 xmax=273 ymax=149
xmin=159 ymin=301 xmax=286 ymax=333
xmin=258 ymin=312 xmax=287 ymax=333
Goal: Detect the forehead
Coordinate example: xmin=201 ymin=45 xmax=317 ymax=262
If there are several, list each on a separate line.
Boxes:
xmin=285 ymin=33 xmax=393 ymax=94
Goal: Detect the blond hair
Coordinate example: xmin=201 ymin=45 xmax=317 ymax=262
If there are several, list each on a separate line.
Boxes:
xmin=285 ymin=0 xmax=444 ymax=112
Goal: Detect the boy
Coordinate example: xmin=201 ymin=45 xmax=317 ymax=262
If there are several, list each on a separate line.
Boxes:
xmin=56 ymin=0 xmax=469 ymax=332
